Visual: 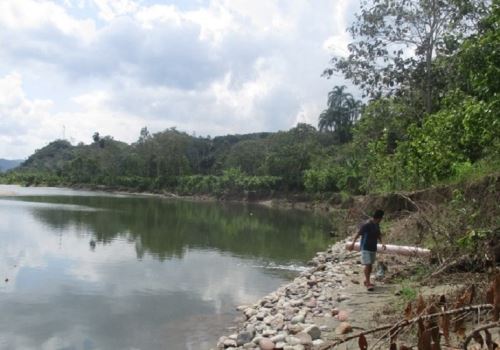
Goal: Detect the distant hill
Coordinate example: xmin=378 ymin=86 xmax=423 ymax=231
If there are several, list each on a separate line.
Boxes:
xmin=0 ymin=159 xmax=23 ymax=172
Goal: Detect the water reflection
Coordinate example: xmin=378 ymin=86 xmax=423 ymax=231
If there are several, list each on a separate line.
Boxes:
xmin=18 ymin=194 xmax=331 ymax=262
xmin=0 ymin=185 xmax=332 ymax=350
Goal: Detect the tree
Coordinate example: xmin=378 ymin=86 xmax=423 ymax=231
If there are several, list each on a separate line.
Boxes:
xmin=325 ymin=0 xmax=488 ymax=115
xmin=318 ymin=86 xmax=362 ymax=144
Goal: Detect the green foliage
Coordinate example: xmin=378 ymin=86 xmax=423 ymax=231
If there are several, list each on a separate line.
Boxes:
xmin=2 ymin=3 xmax=498 ymax=198
xmin=318 ymin=86 xmax=362 ymax=144
xmin=399 ymin=284 xmax=418 ymax=303
xmin=394 ymin=94 xmax=499 ymax=187
xmin=264 ymin=124 xmax=321 ymax=191
xmin=303 ymin=166 xmax=338 ymax=193
xmin=457 ymin=228 xmax=492 ymax=249
xmin=176 ymin=170 xmax=281 ymax=196
xmin=224 ymin=139 xmax=268 ymax=175
xmin=326 ymin=0 xmax=487 ymax=114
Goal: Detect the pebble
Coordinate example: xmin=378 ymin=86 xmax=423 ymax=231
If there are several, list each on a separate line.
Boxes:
xmin=237 ymin=331 xmax=255 ymax=346
xmin=304 ymin=325 xmax=321 ymax=340
xmin=336 ymin=310 xmax=349 ymax=321
xmin=214 ymin=240 xmax=363 ymax=349
xmin=336 ymin=322 xmax=353 ymax=335
xmin=290 ymin=314 xmax=305 ymax=324
xmin=258 ymin=338 xmax=275 ymax=350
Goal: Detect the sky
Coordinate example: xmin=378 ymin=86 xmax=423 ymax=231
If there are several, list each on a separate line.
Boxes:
xmin=0 ymin=0 xmax=359 ymax=159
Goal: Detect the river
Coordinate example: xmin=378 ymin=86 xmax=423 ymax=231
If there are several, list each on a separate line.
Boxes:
xmin=0 ymin=185 xmax=332 ymax=350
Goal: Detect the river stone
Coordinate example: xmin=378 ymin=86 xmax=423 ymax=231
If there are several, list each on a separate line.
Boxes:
xmin=270 ymin=313 xmax=285 ymax=329
xmin=262 ymin=329 xmax=277 ymax=336
xmin=313 ymin=339 xmax=325 ymax=347
xmin=253 ymin=336 xmax=263 ymax=344
xmin=245 ymin=308 xmax=258 ymax=318
xmin=237 ymin=304 xmax=250 ymax=311
xmin=286 ymin=336 xmax=301 ymax=346
xmin=263 ymin=315 xmax=274 ymax=325
xmin=287 ymin=324 xmax=303 ymax=334
xmin=216 ymin=336 xmax=226 ymax=349
xmin=337 ymin=310 xmax=349 ymax=321
xmin=255 ymin=323 xmax=266 ymax=331
xmin=237 ymin=331 xmax=255 ymax=346
xmin=335 ymin=322 xmax=353 ymax=335
xmin=270 ymin=333 xmax=287 ymax=343
xmin=275 ymin=341 xmax=286 ymax=349
xmin=258 ymin=338 xmax=275 ymax=350
xmin=223 ymin=338 xmax=237 ymax=347
xmin=291 ymin=314 xmax=305 ymax=324
xmin=295 ymin=332 xmax=312 ymax=345
xmin=305 ymin=298 xmax=316 ymax=308
xmin=304 ymin=325 xmax=321 ymax=340
xmin=337 ymin=294 xmax=349 ymax=302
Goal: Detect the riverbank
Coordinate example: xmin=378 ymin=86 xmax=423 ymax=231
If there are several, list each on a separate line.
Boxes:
xmin=211 ymin=174 xmax=500 ymax=350
xmin=212 ymin=239 xmax=422 ymax=350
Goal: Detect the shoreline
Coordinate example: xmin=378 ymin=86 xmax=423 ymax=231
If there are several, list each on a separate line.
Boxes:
xmin=212 ymin=239 xmax=404 ymax=350
xmin=0 ymin=182 xmax=338 ymax=215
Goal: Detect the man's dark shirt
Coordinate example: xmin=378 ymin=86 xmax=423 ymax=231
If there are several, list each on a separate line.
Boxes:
xmin=359 ymin=220 xmax=380 ymax=252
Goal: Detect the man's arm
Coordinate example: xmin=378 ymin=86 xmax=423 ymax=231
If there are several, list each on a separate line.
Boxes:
xmin=349 ymin=231 xmax=361 ymax=251
xmin=378 ymin=231 xmax=386 ymax=250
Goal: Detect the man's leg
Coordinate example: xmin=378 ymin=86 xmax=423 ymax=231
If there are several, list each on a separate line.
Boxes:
xmin=364 ymin=264 xmax=372 ymax=286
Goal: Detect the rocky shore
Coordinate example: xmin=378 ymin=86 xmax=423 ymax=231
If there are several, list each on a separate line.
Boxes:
xmin=213 ymin=240 xmax=401 ymax=350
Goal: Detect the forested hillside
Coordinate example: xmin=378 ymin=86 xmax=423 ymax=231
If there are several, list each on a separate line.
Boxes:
xmin=0 ymin=159 xmax=22 ymax=172
xmin=1 ymin=0 xmax=498 ymax=198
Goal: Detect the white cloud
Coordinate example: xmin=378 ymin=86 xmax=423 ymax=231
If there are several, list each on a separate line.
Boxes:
xmin=0 ymin=0 xmax=96 ymax=43
xmin=0 ymin=73 xmax=56 ymax=158
xmin=92 ymin=0 xmax=139 ymax=21
xmin=0 ymin=0 xmax=359 ymax=158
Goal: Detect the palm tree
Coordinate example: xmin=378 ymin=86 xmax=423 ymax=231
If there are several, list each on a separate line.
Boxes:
xmin=318 ymin=86 xmax=362 ymax=143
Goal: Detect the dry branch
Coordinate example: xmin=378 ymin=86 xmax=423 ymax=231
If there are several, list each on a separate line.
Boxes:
xmin=319 ymin=305 xmax=493 ymax=350
xmin=462 ymin=322 xmax=500 ymax=350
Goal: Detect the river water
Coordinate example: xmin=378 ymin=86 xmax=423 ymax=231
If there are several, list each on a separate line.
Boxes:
xmin=0 ymin=185 xmax=332 ymax=350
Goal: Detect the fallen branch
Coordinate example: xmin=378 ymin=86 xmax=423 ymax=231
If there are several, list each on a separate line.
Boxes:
xmin=462 ymin=321 xmax=500 ymax=350
xmin=319 ymin=304 xmax=493 ymax=350
xmin=428 ymin=256 xmax=470 ymax=279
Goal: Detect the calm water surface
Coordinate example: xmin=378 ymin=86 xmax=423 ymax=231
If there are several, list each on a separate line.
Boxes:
xmin=0 ymin=185 xmax=332 ymax=350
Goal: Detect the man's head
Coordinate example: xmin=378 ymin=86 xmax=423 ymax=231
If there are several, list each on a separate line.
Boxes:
xmin=372 ymin=209 xmax=384 ymax=223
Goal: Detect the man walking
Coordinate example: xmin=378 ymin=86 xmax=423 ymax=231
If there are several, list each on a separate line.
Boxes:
xmin=349 ymin=209 xmax=386 ymax=290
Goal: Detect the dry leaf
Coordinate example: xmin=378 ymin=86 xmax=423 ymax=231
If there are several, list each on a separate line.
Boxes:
xmin=439 ymin=314 xmax=450 ymax=344
xmin=431 ymin=343 xmax=441 ymax=350
xmin=400 ymin=345 xmax=411 ymax=350
xmin=390 ymin=342 xmax=397 ymax=350
xmin=420 ymin=329 xmax=432 ymax=350
xmin=456 ymin=326 xmax=466 ymax=340
xmin=462 ymin=285 xmax=475 ymax=305
xmin=486 ymin=278 xmax=495 ymax=304
xmin=358 ymin=334 xmax=368 ymax=350
xmin=404 ymin=302 xmax=412 ymax=320
xmin=494 ymin=273 xmax=500 ymax=321
xmin=416 ymin=295 xmax=426 ymax=315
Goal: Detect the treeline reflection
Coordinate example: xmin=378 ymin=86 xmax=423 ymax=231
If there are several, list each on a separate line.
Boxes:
xmin=20 ymin=195 xmax=333 ymax=262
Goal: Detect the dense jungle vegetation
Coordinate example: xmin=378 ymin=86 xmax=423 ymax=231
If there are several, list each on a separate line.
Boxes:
xmin=2 ymin=0 xmax=499 ymax=198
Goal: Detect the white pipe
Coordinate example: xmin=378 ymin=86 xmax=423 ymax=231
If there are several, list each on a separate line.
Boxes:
xmin=345 ymin=241 xmax=431 ymax=257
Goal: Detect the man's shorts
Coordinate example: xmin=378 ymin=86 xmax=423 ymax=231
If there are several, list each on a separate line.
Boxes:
xmin=361 ymin=250 xmax=376 ymax=265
